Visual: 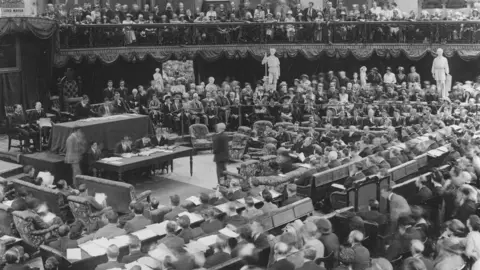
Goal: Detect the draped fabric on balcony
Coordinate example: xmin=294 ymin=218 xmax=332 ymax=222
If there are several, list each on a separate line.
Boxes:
xmin=54 ymin=44 xmax=480 ymax=68
xmin=0 ymin=18 xmax=56 ymax=118
xmin=0 ymin=17 xmax=57 ymax=39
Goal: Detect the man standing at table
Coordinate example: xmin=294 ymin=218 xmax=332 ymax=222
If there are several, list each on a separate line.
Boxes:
xmin=65 ymin=126 xmax=87 ymax=187
xmin=213 ymin=123 xmax=229 ymax=186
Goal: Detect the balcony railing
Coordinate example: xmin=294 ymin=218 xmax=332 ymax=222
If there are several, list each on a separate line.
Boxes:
xmin=59 ymin=20 xmax=480 ymax=49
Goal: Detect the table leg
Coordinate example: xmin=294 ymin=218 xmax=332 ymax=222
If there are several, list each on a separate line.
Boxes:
xmin=118 ymin=172 xmax=124 ymax=182
xmin=171 ymin=160 xmax=173 ymax=172
xmin=190 ymin=151 xmax=193 ymax=176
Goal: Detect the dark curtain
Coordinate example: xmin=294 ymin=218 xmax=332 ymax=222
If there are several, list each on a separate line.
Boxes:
xmin=0 ymin=34 xmax=54 ymax=118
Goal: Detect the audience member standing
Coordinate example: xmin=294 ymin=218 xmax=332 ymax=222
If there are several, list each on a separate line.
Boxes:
xmin=65 ymin=126 xmax=87 ymax=188
xmin=213 ymin=123 xmax=229 ymax=185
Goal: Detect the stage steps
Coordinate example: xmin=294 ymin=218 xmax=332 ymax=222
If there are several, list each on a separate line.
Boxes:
xmin=0 ymin=160 xmax=23 ymax=179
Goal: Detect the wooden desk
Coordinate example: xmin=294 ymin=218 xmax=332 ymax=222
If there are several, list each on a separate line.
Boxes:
xmin=94 ymin=146 xmax=193 ymax=181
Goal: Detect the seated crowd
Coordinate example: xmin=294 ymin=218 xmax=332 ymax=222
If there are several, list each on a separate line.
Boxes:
xmin=45 ymin=1 xmax=480 ymax=46
xmin=1 ymin=105 xmax=480 ymax=270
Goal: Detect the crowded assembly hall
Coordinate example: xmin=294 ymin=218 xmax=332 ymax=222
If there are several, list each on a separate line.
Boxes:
xmin=6 ymin=0 xmax=480 ymax=270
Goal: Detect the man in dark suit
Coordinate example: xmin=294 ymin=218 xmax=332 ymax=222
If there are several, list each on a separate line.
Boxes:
xmin=121 ymin=235 xmax=144 ymax=264
xmin=11 ymin=104 xmax=39 ymax=151
xmin=192 ymin=193 xmax=212 ymax=213
xmin=133 ymin=136 xmax=153 ymax=152
xmin=298 ymin=248 xmax=325 ymax=270
xmin=3 ymin=249 xmax=31 ymax=270
xmin=349 ymin=230 xmax=370 ymax=270
xmin=410 ymin=176 xmax=433 ymax=205
xmin=164 ymin=194 xmax=186 ymax=221
xmin=158 ymin=221 xmax=185 ymax=251
xmin=86 ymin=141 xmax=103 ymax=175
xmin=98 ymin=99 xmax=115 ymax=117
xmin=112 ymin=91 xmax=129 ymax=114
xmin=409 ymin=240 xmax=434 ymax=270
xmin=177 ymin=215 xmax=204 ymax=244
xmin=251 ymin=220 xmax=270 ymax=250
xmin=114 ymin=136 xmax=133 ymax=156
xmin=75 ymin=95 xmax=97 ymax=119
xmin=103 ymin=80 xmax=116 ymax=100
xmin=212 ymin=123 xmax=229 ymax=185
xmin=357 ymin=199 xmax=387 ymax=225
xmin=150 ymin=127 xmax=167 ymax=146
xmin=124 ymin=203 xmax=152 ymax=233
xmin=385 ymin=216 xmax=422 ymax=261
xmin=270 ymin=242 xmax=295 ymax=270
xmin=204 ymin=237 xmax=231 ymax=268
xmin=95 ymin=245 xmax=125 ymax=270
xmin=343 ymin=126 xmax=362 ymax=145
xmin=282 ymin=184 xmax=302 ymax=206
xmin=49 ymin=225 xmax=78 ymax=253
xmin=224 ymin=203 xmax=248 ymax=228
xmin=200 ymin=209 xmax=224 ymax=234
xmin=116 ymin=79 xmax=129 ymax=99
xmin=78 ymin=210 xmax=125 ymax=244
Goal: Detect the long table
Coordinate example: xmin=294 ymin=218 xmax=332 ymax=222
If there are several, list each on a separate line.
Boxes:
xmin=93 ymin=146 xmax=193 ymax=181
xmin=50 ymin=114 xmax=153 ymax=153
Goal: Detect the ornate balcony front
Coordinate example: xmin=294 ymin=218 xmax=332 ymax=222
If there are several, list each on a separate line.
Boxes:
xmin=54 ymin=20 xmax=480 ymax=67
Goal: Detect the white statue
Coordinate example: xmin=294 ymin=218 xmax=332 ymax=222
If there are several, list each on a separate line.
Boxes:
xmin=360 ymin=66 xmax=367 ymax=88
xmin=431 ymin=48 xmax=450 ymax=98
xmin=262 ymin=48 xmax=280 ymax=86
xmin=153 ymin=68 xmax=164 ymax=92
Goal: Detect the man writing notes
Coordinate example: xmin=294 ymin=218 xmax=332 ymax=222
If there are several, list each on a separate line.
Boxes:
xmin=213 ymin=123 xmax=229 ymax=186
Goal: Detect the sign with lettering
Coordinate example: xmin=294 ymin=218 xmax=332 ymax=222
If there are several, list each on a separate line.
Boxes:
xmin=0 ymin=0 xmax=36 ymax=17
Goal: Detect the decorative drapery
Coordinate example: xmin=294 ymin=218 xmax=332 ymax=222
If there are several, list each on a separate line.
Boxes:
xmin=0 ymin=17 xmax=57 ymax=39
xmin=54 ymin=43 xmax=480 ymax=67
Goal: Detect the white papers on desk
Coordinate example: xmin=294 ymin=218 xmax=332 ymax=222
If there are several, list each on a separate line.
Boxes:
xmin=101 ymin=157 xmax=122 ymax=162
xmin=94 ymin=193 xmax=107 ymax=206
xmin=122 ymin=153 xmax=137 ymax=158
xmin=25 ymin=256 xmax=44 ymax=270
xmin=125 ymin=262 xmax=153 ymax=270
xmin=428 ymin=149 xmax=444 ymax=158
xmin=41 ymin=212 xmax=56 ymax=224
xmin=3 ymin=200 xmax=13 ymax=207
xmin=178 ymin=212 xmax=204 ymax=224
xmin=148 ymin=243 xmax=176 ymax=261
xmin=215 ymin=203 xmax=230 ymax=213
xmin=132 ymin=229 xmax=157 ymax=241
xmin=110 ymin=235 xmax=131 ymax=247
xmin=37 ymin=171 xmax=54 ymax=186
xmin=438 ymin=146 xmax=449 ymax=153
xmin=237 ymin=197 xmax=261 ymax=205
xmin=298 ymin=163 xmax=312 ymax=169
xmin=331 ymin=183 xmax=346 ymax=190
xmin=66 ymin=248 xmax=82 ymax=260
xmin=146 ymin=221 xmax=174 ymax=236
xmin=39 ymin=118 xmax=52 ymax=128
xmin=185 ymin=240 xmax=209 ymax=254
xmin=298 ymin=153 xmax=306 ymax=162
xmin=79 ymin=241 xmax=106 ymax=256
xmin=219 ymin=227 xmax=239 ymax=238
xmin=278 ymin=173 xmax=286 ymax=177
xmin=92 ymin=238 xmax=110 ymax=249
xmin=109 ymin=161 xmax=123 ymax=165
xmin=186 ymin=196 xmax=201 ymax=206
xmin=138 ymin=257 xmax=162 ymax=269
xmin=0 ymin=235 xmax=20 ymax=243
xmin=197 ymin=235 xmax=218 ymax=247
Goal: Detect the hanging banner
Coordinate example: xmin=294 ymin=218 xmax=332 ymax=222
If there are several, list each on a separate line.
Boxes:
xmin=0 ymin=0 xmax=37 ymax=17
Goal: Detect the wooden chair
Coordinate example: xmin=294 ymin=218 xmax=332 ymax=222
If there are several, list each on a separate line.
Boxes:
xmin=12 ymin=210 xmax=59 ymax=248
xmin=4 ymin=106 xmax=28 ymax=152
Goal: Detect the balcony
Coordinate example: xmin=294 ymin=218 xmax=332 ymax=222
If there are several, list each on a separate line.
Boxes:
xmin=54 ymin=20 xmax=480 ymax=67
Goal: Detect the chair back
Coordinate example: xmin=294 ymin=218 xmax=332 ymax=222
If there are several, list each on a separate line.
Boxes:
xmin=10 ymin=179 xmax=65 ymax=216
xmin=67 ymin=195 xmax=111 ymax=233
xmin=252 ymin=120 xmax=273 ymax=137
xmin=189 ymin=124 xmax=209 ymax=139
xmin=75 ymin=175 xmax=136 ymax=214
xmin=12 ymin=210 xmax=48 ymax=248
xmin=0 ymin=203 xmax=14 ymax=236
xmin=4 ymin=105 xmax=15 ymax=115
xmin=258 ymin=155 xmax=277 ymax=176
xmin=237 ymin=126 xmax=251 ymax=135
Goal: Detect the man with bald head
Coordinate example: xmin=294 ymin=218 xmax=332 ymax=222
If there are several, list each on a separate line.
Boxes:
xmin=95 ymin=245 xmax=124 ymax=270
xmin=213 ymin=123 xmax=229 ymax=185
